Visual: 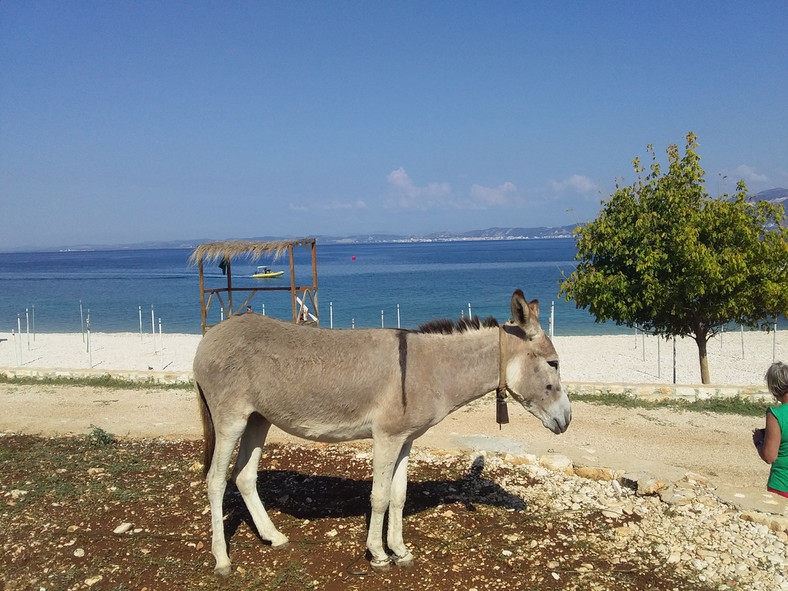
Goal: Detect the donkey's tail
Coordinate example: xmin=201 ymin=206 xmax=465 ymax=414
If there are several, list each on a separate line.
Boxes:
xmin=196 ymin=381 xmax=215 ymax=478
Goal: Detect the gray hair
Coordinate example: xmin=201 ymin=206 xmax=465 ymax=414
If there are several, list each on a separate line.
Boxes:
xmin=765 ymin=361 xmax=788 ymax=399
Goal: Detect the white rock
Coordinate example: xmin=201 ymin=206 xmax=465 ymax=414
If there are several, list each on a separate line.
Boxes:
xmin=113 ymin=522 xmax=133 ymax=534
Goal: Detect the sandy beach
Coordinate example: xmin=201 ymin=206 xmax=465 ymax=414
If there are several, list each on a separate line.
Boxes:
xmin=1 ymin=326 xmax=784 ymax=388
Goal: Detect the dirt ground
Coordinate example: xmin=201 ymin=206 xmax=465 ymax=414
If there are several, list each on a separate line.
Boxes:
xmin=1 ymin=435 xmax=720 ymax=591
xmin=1 ymin=382 xmax=786 ymax=517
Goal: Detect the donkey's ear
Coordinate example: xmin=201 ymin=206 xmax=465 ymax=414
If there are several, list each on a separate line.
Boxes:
xmin=510 ymin=290 xmax=541 ymax=338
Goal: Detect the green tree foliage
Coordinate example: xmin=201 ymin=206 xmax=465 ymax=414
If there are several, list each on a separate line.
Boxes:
xmin=560 ymin=132 xmax=788 ymax=383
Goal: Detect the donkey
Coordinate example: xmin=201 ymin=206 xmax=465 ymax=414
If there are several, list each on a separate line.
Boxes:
xmin=194 ymin=289 xmax=571 ymax=575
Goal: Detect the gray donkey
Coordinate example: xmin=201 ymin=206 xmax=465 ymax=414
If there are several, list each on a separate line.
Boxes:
xmin=194 ymin=289 xmax=571 ymax=575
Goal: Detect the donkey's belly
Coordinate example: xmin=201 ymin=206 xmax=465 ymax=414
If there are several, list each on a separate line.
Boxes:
xmin=274 ymin=423 xmax=372 ymax=443
xmin=275 ymin=418 xmax=374 ymax=443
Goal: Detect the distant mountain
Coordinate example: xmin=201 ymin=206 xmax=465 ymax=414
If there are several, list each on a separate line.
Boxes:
xmin=753 ymin=187 xmax=788 ymax=206
xmin=751 ymin=188 xmax=787 ymax=228
xmin=754 ymin=188 xmax=788 ymax=220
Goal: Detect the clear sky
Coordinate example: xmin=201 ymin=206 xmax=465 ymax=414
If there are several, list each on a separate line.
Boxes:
xmin=1 ymin=1 xmax=786 ymax=250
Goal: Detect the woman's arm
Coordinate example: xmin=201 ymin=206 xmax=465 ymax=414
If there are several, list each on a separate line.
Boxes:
xmin=760 ymin=410 xmax=781 ymax=464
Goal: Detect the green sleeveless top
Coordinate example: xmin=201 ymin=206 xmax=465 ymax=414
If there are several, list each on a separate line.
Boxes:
xmin=766 ymin=403 xmax=788 ymax=493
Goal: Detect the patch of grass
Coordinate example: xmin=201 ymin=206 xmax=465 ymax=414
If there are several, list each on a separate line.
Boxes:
xmin=85 ymin=425 xmax=117 ymax=447
xmin=569 ymin=390 xmax=772 ymax=417
xmin=0 ymin=372 xmax=193 ymax=390
xmin=690 ymin=395 xmax=773 ymax=416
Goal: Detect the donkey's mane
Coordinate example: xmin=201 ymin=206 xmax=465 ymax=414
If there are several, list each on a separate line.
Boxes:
xmin=417 ymin=315 xmax=499 ymax=335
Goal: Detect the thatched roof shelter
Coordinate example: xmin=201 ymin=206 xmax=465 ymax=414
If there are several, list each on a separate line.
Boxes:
xmin=189 ymin=238 xmax=316 ymax=265
xmin=192 ymin=239 xmax=319 ymax=333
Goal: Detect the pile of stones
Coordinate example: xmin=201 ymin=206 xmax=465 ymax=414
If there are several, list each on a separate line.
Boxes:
xmin=477 ymin=449 xmax=787 ymax=590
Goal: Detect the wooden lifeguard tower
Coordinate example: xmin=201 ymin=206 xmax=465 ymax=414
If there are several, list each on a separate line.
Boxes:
xmin=190 ymin=238 xmax=319 ymax=334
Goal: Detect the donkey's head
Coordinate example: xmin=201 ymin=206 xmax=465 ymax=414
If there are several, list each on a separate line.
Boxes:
xmin=502 ymin=289 xmax=571 ymax=434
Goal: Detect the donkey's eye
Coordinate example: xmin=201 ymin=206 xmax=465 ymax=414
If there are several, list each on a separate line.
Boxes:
xmin=547 ymin=360 xmax=559 ymax=371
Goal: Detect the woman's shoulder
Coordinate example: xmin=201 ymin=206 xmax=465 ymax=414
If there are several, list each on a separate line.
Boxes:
xmin=769 ymin=403 xmax=788 ymax=419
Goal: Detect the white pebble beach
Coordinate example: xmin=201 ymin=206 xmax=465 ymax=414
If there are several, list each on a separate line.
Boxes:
xmin=1 ymin=327 xmax=784 ymax=388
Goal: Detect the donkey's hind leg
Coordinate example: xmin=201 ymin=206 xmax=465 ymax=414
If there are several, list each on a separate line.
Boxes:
xmin=233 ymin=412 xmax=289 ymax=548
xmin=206 ymin=417 xmax=247 ymax=577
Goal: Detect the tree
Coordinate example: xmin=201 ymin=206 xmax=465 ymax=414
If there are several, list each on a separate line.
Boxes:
xmin=559 ymin=132 xmax=788 ymax=384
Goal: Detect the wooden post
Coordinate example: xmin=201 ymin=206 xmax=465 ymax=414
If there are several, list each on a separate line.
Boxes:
xmin=198 ymin=259 xmax=207 ymax=334
xmin=226 ymin=258 xmax=233 ymax=316
xmin=311 ymin=241 xmax=319 ymax=325
xmin=289 ymin=245 xmax=297 ymax=323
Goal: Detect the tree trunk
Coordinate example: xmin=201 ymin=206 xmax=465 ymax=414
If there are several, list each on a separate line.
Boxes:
xmin=695 ymin=332 xmax=710 ymax=384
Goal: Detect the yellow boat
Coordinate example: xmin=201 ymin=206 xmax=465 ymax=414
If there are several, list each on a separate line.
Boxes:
xmin=252 ymin=266 xmax=285 ymax=279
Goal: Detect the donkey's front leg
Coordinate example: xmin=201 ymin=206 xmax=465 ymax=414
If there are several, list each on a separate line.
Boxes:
xmin=367 ymin=436 xmax=407 ymax=570
xmin=386 ymin=441 xmax=414 ymax=568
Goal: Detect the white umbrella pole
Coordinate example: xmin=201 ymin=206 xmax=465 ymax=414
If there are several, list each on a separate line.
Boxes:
xmin=550 ymin=301 xmax=555 ymax=338
xmin=17 ymin=315 xmax=23 ymax=363
xmin=86 ymin=311 xmax=92 ymax=366
xmin=13 ymin=329 xmax=20 ymax=365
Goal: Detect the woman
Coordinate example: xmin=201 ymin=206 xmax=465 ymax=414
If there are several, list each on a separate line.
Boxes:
xmin=753 ymin=361 xmax=788 ymax=498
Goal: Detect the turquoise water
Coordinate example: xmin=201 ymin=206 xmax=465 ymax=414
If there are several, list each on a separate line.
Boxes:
xmin=2 ymin=239 xmax=781 ymax=335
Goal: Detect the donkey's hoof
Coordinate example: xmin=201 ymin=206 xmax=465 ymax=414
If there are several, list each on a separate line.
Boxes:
xmin=214 ymin=564 xmax=232 ymax=577
xmin=393 ymin=551 xmax=414 ymax=569
xmin=270 ymin=535 xmax=289 ymax=548
xmin=370 ymin=557 xmax=392 ymax=572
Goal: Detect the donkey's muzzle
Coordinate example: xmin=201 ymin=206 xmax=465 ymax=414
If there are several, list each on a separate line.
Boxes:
xmin=548 ymin=402 xmax=572 ymax=434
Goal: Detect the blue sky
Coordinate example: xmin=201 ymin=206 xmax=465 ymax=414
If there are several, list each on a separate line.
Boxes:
xmin=1 ymin=1 xmax=786 ymax=250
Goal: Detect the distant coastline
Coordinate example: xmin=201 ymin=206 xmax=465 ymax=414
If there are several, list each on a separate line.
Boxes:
xmin=2 ymin=225 xmax=580 ymax=254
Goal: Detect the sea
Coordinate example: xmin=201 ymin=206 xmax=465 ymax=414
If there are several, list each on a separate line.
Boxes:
xmin=1 ymin=239 xmax=784 ymax=336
